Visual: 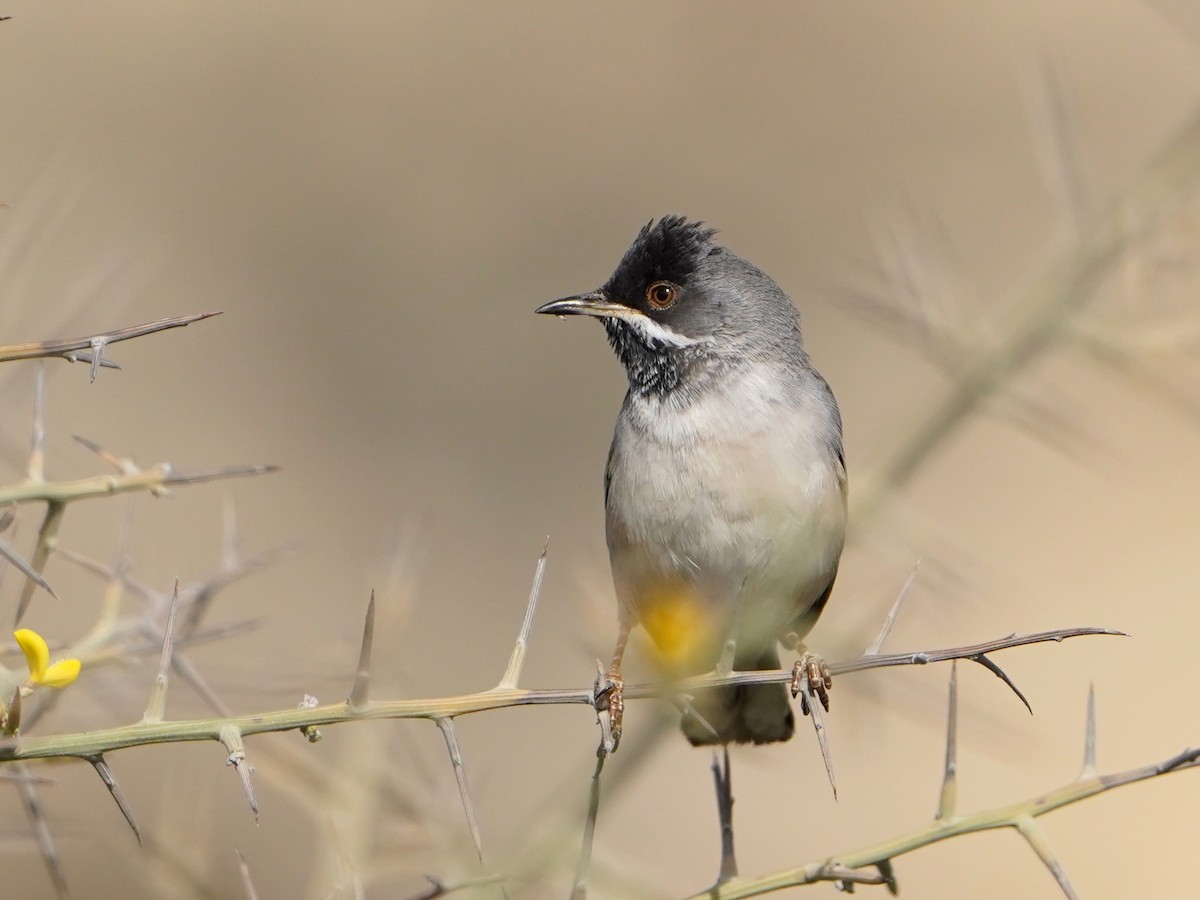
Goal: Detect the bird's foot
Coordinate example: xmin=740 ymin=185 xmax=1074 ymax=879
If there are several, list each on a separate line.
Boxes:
xmin=786 ymin=639 xmax=838 ymax=797
xmin=789 ymin=648 xmax=832 ymax=716
xmin=593 ymin=663 xmax=625 ymax=753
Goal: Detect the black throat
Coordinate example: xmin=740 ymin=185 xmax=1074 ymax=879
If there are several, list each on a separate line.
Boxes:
xmin=602 ymin=319 xmax=705 ymax=397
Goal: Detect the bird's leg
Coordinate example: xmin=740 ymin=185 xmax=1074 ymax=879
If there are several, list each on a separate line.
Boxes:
xmin=783 ymin=632 xmax=832 ymax=715
xmin=712 ymin=746 xmax=738 ymax=885
xmin=594 ymin=621 xmax=630 ymax=753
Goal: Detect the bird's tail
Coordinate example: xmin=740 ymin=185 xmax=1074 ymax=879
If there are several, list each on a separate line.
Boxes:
xmin=680 ymin=647 xmax=795 ymax=746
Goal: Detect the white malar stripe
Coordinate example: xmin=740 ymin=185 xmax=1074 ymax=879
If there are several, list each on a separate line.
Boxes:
xmin=613 ymin=309 xmax=707 ymax=348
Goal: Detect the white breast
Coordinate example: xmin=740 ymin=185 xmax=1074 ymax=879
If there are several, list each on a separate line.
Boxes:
xmin=606 ymin=365 xmax=846 ymax=638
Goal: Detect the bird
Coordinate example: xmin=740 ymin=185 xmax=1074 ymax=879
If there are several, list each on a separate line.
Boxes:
xmin=537 ymin=216 xmax=846 ymax=747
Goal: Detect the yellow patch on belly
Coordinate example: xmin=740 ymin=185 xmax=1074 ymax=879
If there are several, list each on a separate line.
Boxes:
xmin=639 ymin=581 xmax=719 ymax=672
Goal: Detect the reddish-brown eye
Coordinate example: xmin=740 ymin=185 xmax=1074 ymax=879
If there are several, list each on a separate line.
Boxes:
xmin=646 ymin=281 xmax=679 ymax=310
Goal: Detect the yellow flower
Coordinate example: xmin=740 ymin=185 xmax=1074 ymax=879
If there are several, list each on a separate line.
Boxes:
xmin=14 ymin=629 xmax=81 ymax=689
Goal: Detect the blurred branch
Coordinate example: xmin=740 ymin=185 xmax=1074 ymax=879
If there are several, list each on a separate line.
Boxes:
xmin=1071 ymin=324 xmax=1200 ymax=422
xmin=402 ymin=874 xmax=507 ymax=900
xmin=0 ymin=414 xmax=274 ymax=623
xmin=16 ymin=762 xmax=68 ymax=898
xmin=856 ymin=91 xmax=1200 ymax=521
xmin=0 ymin=460 xmax=277 ymax=507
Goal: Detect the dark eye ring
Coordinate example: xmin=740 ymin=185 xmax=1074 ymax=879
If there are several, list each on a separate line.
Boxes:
xmin=646 ymin=281 xmax=679 ymax=310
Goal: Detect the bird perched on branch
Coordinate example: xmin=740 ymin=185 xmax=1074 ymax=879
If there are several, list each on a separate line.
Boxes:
xmin=538 ymin=216 xmax=846 ymax=748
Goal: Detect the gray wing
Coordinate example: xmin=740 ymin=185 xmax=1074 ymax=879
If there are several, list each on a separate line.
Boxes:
xmin=788 ymin=565 xmax=839 ymax=640
xmin=603 ymin=432 xmax=617 ymax=508
xmin=603 ymin=391 xmax=632 ymax=509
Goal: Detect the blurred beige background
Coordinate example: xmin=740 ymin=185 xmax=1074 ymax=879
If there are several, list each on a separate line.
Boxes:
xmin=1 ymin=2 xmax=1199 ymax=898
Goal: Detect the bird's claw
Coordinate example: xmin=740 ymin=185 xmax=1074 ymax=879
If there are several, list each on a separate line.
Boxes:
xmin=790 ymin=651 xmax=832 ymax=715
xmin=593 ymin=664 xmax=625 ymax=753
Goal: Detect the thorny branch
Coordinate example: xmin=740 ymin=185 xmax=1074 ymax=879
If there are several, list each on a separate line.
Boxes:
xmin=0 ymin=625 xmax=1119 ymax=762
xmin=0 ymin=312 xmax=272 ymax=626
xmin=0 ymin=312 xmax=221 ymax=378
xmin=697 ymin=674 xmax=1200 ymax=899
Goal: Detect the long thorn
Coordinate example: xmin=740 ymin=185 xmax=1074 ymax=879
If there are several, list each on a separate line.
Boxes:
xmin=937 ymin=662 xmax=958 ymax=821
xmin=348 ymin=592 xmax=375 ymax=711
xmin=71 ymin=434 xmax=139 ymax=474
xmin=1079 ymin=683 xmax=1097 ymax=780
xmin=1016 ymin=814 xmax=1079 ymax=899
xmin=713 ymin=747 xmax=738 ymax=884
xmin=142 ymin=581 xmax=181 ymax=724
xmin=15 ymin=500 xmax=64 ymax=624
xmin=17 ymin=765 xmax=68 ymax=898
xmin=970 ymin=653 xmax=1032 ymax=714
xmin=497 ymin=540 xmax=548 ymax=690
xmin=435 ymin=717 xmax=483 ymax=862
xmin=0 ymin=535 xmax=55 ymax=612
xmin=66 ymin=350 xmax=119 ymax=371
xmin=875 ymin=858 xmax=899 ymax=896
xmin=220 ymin=724 xmax=259 ymax=823
xmin=236 ymin=850 xmax=260 ymax=900
xmin=89 ymin=755 xmax=141 ymax=844
xmin=571 ymin=747 xmax=607 ymax=900
xmin=88 ymin=338 xmax=105 ymax=382
xmin=4 ymin=687 xmax=21 ymax=736
xmin=164 ymin=463 xmax=280 ymax=485
xmin=803 ymin=677 xmax=837 ymax=800
xmin=865 ymin=559 xmax=921 ymax=656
